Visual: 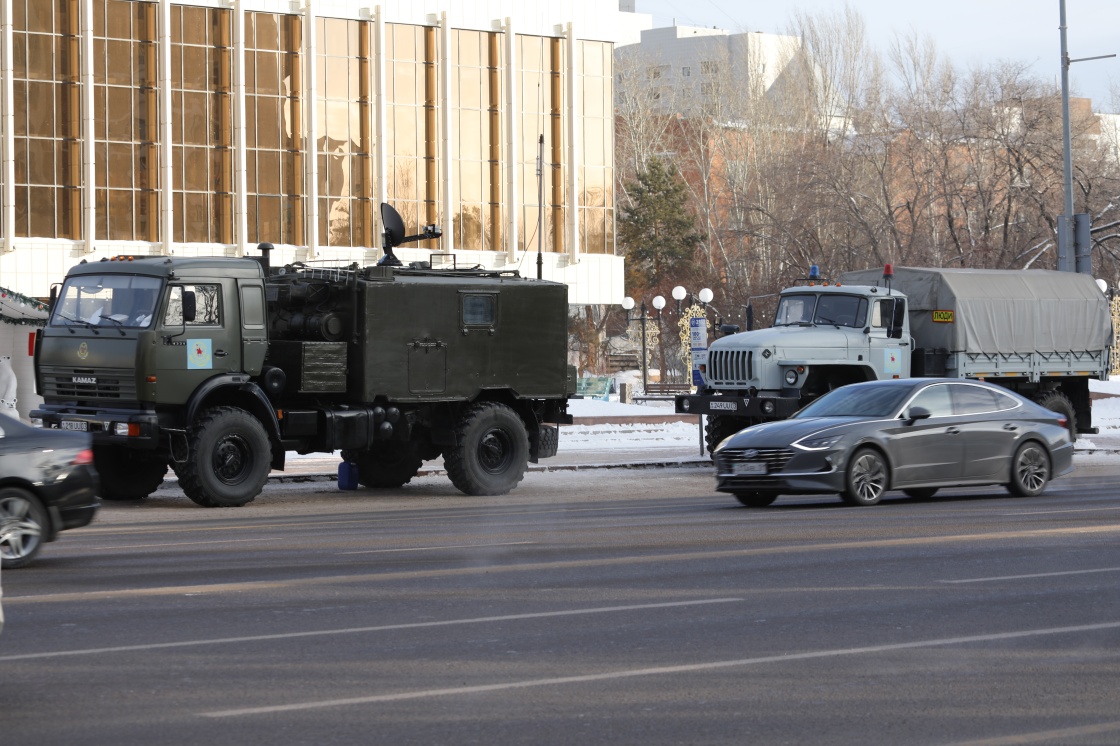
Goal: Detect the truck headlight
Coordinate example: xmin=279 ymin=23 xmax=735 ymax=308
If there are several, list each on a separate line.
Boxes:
xmin=785 ymin=369 xmax=798 ymax=385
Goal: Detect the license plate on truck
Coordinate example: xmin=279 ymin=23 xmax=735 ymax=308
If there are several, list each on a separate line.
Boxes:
xmin=732 ymin=462 xmax=766 ymax=475
xmin=60 ymin=420 xmax=88 ymax=431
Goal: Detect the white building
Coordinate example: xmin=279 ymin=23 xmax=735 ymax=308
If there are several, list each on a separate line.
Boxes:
xmin=0 ymin=0 xmax=652 ymax=305
xmin=615 ymin=23 xmax=800 ymax=114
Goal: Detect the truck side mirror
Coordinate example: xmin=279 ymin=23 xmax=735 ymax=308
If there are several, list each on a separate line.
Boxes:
xmin=182 ymin=290 xmax=197 ymax=323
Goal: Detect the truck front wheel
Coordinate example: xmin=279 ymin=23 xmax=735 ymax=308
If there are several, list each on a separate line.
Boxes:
xmin=706 ymin=415 xmax=748 ymax=458
xmin=341 ymin=443 xmax=424 ymax=488
xmin=178 ymin=406 xmax=271 ymax=507
xmin=94 ymin=446 xmax=168 ymax=500
xmin=445 ymin=402 xmax=529 ymax=496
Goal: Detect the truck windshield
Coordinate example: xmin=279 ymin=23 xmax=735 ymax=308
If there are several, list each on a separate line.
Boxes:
xmin=794 ymin=383 xmax=911 ymax=419
xmin=51 ymin=275 xmax=162 ymax=329
xmin=774 ymin=293 xmax=867 ymax=328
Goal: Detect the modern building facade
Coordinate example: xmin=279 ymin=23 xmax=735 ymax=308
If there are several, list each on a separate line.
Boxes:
xmin=0 ymin=0 xmax=650 ymax=303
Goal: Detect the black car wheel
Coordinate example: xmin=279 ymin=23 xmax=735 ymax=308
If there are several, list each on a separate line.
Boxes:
xmin=903 ymin=487 xmax=939 ymax=500
xmin=1034 ymin=391 xmax=1076 ymax=443
xmin=734 ymin=491 xmax=778 ymax=508
xmin=445 ymin=402 xmax=529 ymax=496
xmin=1006 ymin=440 xmax=1051 ymax=497
xmin=178 ymin=406 xmax=271 ymax=507
xmin=842 ymin=447 xmax=888 ymax=506
xmin=94 ymin=445 xmax=168 ymax=501
xmin=0 ymin=487 xmax=48 ymax=569
xmin=341 ymin=443 xmax=424 ymax=488
xmin=706 ymin=415 xmax=748 ymax=459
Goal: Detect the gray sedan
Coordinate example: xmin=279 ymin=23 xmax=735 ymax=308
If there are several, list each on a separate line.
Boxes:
xmin=712 ymin=378 xmax=1074 ymax=507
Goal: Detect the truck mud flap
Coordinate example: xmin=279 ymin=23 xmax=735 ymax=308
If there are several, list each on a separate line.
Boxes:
xmin=167 ymin=428 xmax=190 ymax=464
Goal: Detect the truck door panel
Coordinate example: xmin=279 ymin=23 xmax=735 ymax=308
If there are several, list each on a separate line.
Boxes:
xmin=154 ymin=281 xmax=240 ymax=404
xmin=868 ymin=298 xmax=908 ymax=380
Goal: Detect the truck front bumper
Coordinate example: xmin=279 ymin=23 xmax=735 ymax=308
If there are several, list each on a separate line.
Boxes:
xmin=31 ymin=406 xmax=162 ymax=448
xmin=675 ymin=394 xmax=801 ymax=419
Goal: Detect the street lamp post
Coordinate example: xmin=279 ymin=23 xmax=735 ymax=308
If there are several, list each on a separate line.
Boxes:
xmin=621 ymin=295 xmax=665 ymax=393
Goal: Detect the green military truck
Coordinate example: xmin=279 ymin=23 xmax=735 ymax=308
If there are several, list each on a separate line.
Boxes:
xmin=32 ymin=204 xmax=574 ymax=507
xmin=677 ymin=266 xmax=1112 ymax=453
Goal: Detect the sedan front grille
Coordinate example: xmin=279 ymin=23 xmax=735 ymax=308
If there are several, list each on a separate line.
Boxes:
xmin=40 ymin=367 xmax=137 ymax=402
xmin=716 ymin=447 xmax=794 ymax=475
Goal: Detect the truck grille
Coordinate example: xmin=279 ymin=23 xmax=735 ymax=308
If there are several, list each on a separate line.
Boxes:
xmin=716 ymin=447 xmax=794 ymax=474
xmin=40 ymin=367 xmax=137 ymax=402
xmin=707 ymin=349 xmax=753 ymax=386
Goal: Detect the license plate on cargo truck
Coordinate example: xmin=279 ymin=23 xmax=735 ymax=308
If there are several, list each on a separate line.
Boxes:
xmin=60 ymin=420 xmax=88 ymax=431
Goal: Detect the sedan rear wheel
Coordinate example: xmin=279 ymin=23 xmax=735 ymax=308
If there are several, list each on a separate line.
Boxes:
xmin=1006 ymin=441 xmax=1050 ymax=497
xmin=842 ymin=447 xmax=888 ymax=506
xmin=0 ymin=487 xmax=48 ymax=569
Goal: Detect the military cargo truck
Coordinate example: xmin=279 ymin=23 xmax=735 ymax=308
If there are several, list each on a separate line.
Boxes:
xmin=676 ymin=266 xmax=1112 ymax=453
xmin=32 ymin=204 xmax=573 ymax=507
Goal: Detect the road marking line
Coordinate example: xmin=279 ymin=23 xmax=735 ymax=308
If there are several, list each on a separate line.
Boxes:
xmin=199 ymin=620 xmax=1120 ymax=718
xmin=12 ymin=523 xmax=1120 ymax=605
xmin=938 ymin=567 xmax=1120 ymax=584
xmin=944 ymin=719 xmax=1120 ymax=745
xmin=0 ymin=598 xmax=743 ymax=662
xmin=341 ymin=541 xmax=535 ymax=555
xmin=1008 ymin=506 xmax=1120 ymax=515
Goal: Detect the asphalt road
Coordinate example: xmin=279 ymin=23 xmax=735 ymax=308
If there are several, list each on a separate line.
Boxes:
xmin=3 ymin=462 xmax=1120 ymax=745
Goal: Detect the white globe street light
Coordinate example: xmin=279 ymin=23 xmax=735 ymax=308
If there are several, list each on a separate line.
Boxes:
xmin=672 ymin=286 xmax=687 ymax=301
xmin=621 ymin=296 xmax=635 ymax=310
xmin=698 ymin=287 xmax=714 ymax=304
xmin=652 ymin=295 xmax=666 ymax=311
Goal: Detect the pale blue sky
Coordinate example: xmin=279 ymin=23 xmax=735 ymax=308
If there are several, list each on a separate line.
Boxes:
xmin=635 ymin=1 xmax=1119 ymax=111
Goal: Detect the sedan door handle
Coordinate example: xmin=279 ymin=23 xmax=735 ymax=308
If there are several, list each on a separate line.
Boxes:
xmin=946 ymin=427 xmax=961 ymax=435
xmin=1002 ymin=423 xmax=1018 ymax=431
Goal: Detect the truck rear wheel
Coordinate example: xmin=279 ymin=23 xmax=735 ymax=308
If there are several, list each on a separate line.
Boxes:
xmin=706 ymin=415 xmax=748 ymax=459
xmin=178 ymin=406 xmax=271 ymax=508
xmin=94 ymin=446 xmax=168 ymax=501
xmin=1034 ymin=391 xmax=1077 ymax=442
xmin=445 ymin=402 xmax=529 ymax=496
xmin=341 ymin=443 xmax=424 ymax=488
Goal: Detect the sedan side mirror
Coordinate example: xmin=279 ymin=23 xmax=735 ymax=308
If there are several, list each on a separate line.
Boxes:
xmin=905 ymin=406 xmax=931 ymax=424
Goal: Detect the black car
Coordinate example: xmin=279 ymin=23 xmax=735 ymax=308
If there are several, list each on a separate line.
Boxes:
xmin=0 ymin=412 xmax=99 ymax=568
xmin=712 ymin=378 xmax=1074 ymax=507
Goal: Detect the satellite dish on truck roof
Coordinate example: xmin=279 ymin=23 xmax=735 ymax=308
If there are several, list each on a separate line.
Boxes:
xmin=379 ymin=203 xmax=406 ymax=266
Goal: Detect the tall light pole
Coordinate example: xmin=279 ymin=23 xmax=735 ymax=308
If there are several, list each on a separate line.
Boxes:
xmin=621 ymin=295 xmax=665 ymax=393
xmin=1058 ymin=0 xmax=1115 ymax=273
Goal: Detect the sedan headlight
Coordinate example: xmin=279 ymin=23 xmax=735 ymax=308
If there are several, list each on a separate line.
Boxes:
xmin=793 ymin=433 xmax=845 ymax=451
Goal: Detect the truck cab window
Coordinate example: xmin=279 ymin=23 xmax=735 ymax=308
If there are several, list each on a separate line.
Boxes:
xmin=165 ymin=285 xmax=221 ymax=326
xmin=50 ymin=275 xmax=162 ymax=329
xmin=775 ymin=295 xmax=814 ymax=326
xmin=814 ymin=295 xmax=868 ymax=328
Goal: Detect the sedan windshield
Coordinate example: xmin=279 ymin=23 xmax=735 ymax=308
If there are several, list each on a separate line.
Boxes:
xmin=51 ymin=275 xmax=162 ymax=329
xmin=794 ymin=384 xmax=913 ymax=419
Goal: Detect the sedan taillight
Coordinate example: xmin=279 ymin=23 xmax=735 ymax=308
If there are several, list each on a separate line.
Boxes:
xmin=73 ymin=448 xmax=94 ymax=466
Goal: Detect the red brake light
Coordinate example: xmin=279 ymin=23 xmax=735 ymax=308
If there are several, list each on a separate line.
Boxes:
xmin=73 ymin=448 xmax=94 ymax=466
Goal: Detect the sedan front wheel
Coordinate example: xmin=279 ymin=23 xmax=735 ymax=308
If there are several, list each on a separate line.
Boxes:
xmin=0 ymin=487 xmax=48 ymax=568
xmin=842 ymin=447 xmax=888 ymax=506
